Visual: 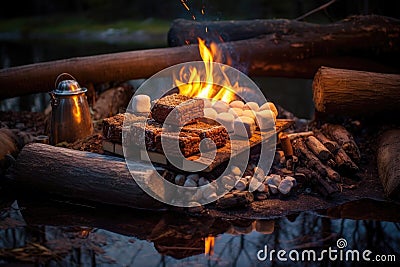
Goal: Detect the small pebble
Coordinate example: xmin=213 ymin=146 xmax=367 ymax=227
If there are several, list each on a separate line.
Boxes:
xmin=184 ymin=178 xmax=197 ymax=187
xmin=202 ymin=185 xmax=216 ymax=199
xmin=198 ymin=177 xmax=209 ymax=186
xmin=187 ymin=174 xmax=200 ymax=182
xmin=278 ymin=178 xmax=294 ymax=195
xmin=174 ymin=174 xmax=186 ymax=186
xmin=265 ymin=174 xmax=282 ymax=187
xmin=285 ymin=176 xmax=297 ymax=187
xmin=235 ymin=178 xmax=248 ymax=191
xmin=268 ymin=184 xmax=279 ymax=194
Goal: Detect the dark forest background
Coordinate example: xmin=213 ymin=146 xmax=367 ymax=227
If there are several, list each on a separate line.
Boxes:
xmin=1 ymin=0 xmax=399 ymax=22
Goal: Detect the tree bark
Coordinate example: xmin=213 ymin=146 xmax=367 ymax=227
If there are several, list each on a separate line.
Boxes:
xmin=377 ymin=130 xmax=400 ymax=199
xmin=305 ymin=135 xmax=332 ymax=161
xmin=313 ymin=129 xmax=339 ymax=154
xmin=292 ymin=138 xmax=340 ymax=182
xmin=321 ymin=123 xmax=361 ymax=163
xmin=335 ymin=148 xmax=359 ymax=174
xmin=313 ymin=66 xmax=400 ymax=116
xmin=9 ymin=143 xmax=165 ymax=210
xmin=1 ymin=16 xmax=400 ymax=100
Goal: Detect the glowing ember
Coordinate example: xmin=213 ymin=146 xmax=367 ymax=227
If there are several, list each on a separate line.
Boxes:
xmin=174 ymin=38 xmax=239 ymax=103
xmin=204 ymin=236 xmax=215 ymax=256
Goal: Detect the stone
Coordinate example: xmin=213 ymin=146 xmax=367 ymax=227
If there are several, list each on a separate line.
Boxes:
xmin=243 ymin=101 xmax=259 ymax=111
xmin=265 ymin=174 xmax=282 ymax=187
xmin=234 ymin=116 xmax=255 ymax=138
xmin=228 ymin=108 xmax=244 ymax=118
xmin=235 ymin=178 xmax=248 ymax=191
xmin=184 ymin=178 xmax=197 ymax=187
xmin=187 ymin=173 xmax=200 ymax=182
xmin=212 ymin=100 xmax=230 ymax=113
xmin=204 ymin=108 xmax=218 ymax=120
xmin=242 ymin=110 xmax=256 ymax=120
xmin=198 ymin=177 xmax=209 ymax=186
xmin=255 ymin=110 xmax=275 ymax=130
xmin=174 ymin=174 xmax=186 ymax=186
xmin=268 ymin=184 xmax=279 ymax=194
xmin=230 ymin=166 xmax=242 ymax=176
xmin=278 ymin=178 xmax=294 ymax=195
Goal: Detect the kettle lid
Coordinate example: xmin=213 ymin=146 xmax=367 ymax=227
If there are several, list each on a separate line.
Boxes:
xmin=53 ymin=73 xmax=87 ymax=95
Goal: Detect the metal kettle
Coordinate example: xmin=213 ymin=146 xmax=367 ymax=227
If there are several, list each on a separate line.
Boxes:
xmin=49 ymin=73 xmax=93 ymax=145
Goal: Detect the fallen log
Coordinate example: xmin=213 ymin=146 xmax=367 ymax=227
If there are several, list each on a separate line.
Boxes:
xmin=321 ymin=123 xmax=361 ymax=163
xmin=293 ymin=138 xmax=340 ymax=182
xmin=313 ymin=66 xmax=400 ymax=116
xmin=334 ymin=148 xmax=359 ymax=174
xmin=1 ymin=16 xmax=400 ymax=100
xmin=377 ymin=129 xmax=400 ymax=200
xmin=9 ymin=143 xmax=165 ymax=210
xmin=167 ymin=15 xmax=400 ymax=48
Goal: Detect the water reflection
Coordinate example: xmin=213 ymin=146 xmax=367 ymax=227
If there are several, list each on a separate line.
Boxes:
xmin=0 ymin=199 xmax=399 ymax=266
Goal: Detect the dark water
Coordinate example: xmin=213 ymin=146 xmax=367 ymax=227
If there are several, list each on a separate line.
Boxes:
xmin=1 ymin=198 xmax=399 ymax=266
xmin=0 ymin=39 xmax=314 ymax=119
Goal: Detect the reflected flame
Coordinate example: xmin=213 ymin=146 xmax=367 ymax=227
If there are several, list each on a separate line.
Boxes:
xmin=204 ymin=236 xmax=215 ymax=256
xmin=174 ymin=38 xmax=238 ymax=103
xmin=72 ymin=95 xmax=82 ymax=124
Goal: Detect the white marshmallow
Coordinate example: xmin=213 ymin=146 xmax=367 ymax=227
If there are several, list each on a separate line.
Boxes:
xmin=131 ymin=95 xmax=151 ymax=113
xmin=243 ymin=102 xmax=259 ymax=111
xmin=278 ymin=178 xmax=293 ymax=195
xmin=229 ymin=100 xmax=245 ymax=109
xmin=234 ymin=116 xmax=255 ymax=138
xmin=205 ymin=98 xmax=213 ymax=108
xmin=216 ymin=112 xmax=235 ymax=132
xmin=228 ymin=108 xmax=243 ymax=118
xmin=212 ymin=100 xmax=230 ymax=113
xmin=204 ymin=108 xmax=218 ymax=120
xmin=256 ymin=110 xmax=275 ymax=130
xmin=259 ymin=102 xmax=278 ymax=117
xmin=242 ymin=110 xmax=256 ymax=120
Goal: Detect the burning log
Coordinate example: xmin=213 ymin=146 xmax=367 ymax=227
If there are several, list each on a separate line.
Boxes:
xmin=321 ymin=123 xmax=361 ymax=163
xmin=292 ymin=138 xmax=341 ymax=182
xmin=1 ymin=16 xmax=400 ymax=100
xmin=305 ymin=135 xmax=333 ymax=161
xmin=313 ymin=67 xmax=400 ymax=116
xmin=377 ymin=130 xmax=400 ymax=199
xmin=9 ymin=143 xmax=165 ymax=210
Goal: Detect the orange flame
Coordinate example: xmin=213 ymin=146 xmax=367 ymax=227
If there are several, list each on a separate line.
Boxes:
xmin=175 ymin=38 xmax=238 ymax=103
xmin=204 ymin=236 xmax=215 ymax=256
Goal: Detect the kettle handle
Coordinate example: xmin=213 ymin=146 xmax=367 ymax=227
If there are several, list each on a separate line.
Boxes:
xmin=55 ymin=73 xmax=77 ymax=88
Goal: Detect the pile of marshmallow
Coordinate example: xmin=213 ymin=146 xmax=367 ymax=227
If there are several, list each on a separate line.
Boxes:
xmin=203 ymin=99 xmax=278 ymax=138
xmin=130 ymin=94 xmax=278 ymax=138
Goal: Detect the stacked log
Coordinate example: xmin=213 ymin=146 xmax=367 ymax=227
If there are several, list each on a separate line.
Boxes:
xmin=291 ymin=123 xmax=360 ymax=197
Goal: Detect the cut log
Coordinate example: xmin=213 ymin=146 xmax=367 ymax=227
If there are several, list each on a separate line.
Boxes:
xmin=377 ymin=130 xmax=400 ymax=199
xmin=305 ymin=135 xmax=333 ymax=161
xmin=279 ymin=134 xmax=294 ymax=159
xmin=295 ymin=167 xmax=339 ymax=197
xmin=1 ymin=15 xmax=400 ymax=100
xmin=293 ymin=138 xmax=340 ymax=182
xmin=321 ymin=123 xmax=361 ymax=163
xmin=335 ymin=148 xmax=359 ymax=174
xmin=313 ymin=129 xmax=339 ymax=154
xmin=313 ymin=66 xmax=400 ymax=116
xmin=9 ymin=143 xmax=165 ymax=210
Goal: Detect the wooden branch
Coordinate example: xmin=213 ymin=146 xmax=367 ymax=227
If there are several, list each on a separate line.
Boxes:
xmin=1 ymin=15 xmax=400 ymax=100
xmin=293 ymin=138 xmax=340 ymax=182
xmin=313 ymin=66 xmax=400 ymax=116
xmin=305 ymin=135 xmax=333 ymax=161
xmin=377 ymin=130 xmax=400 ymax=199
xmin=295 ymin=167 xmax=338 ymax=197
xmin=335 ymin=148 xmax=359 ymax=174
xmin=313 ymin=129 xmax=339 ymax=153
xmin=9 ymin=143 xmax=165 ymax=210
xmin=322 ymin=123 xmax=361 ymax=163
